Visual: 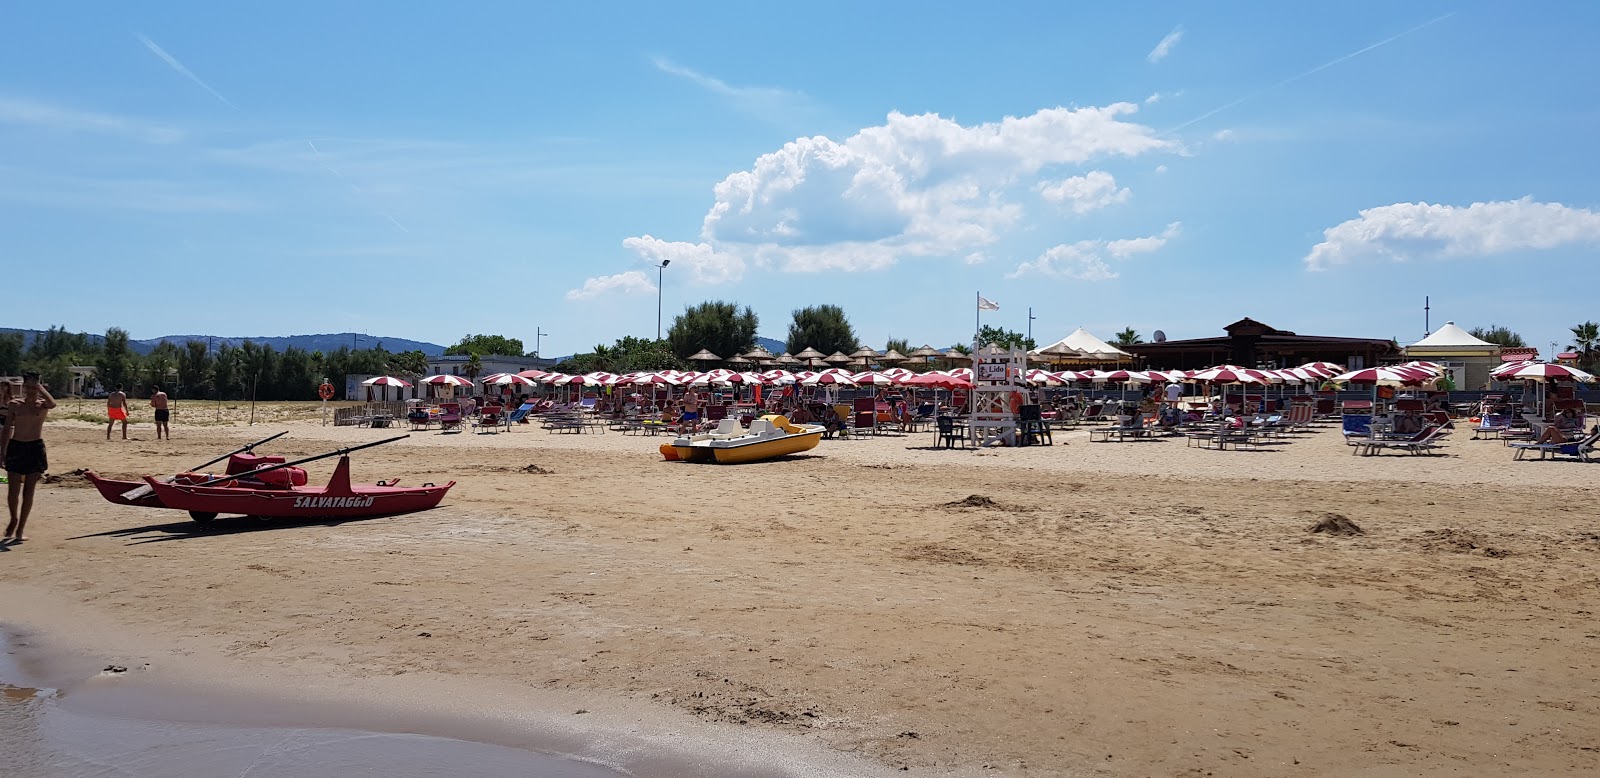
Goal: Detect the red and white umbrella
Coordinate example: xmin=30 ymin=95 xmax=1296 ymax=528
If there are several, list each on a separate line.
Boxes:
xmin=625 ymin=372 xmax=680 ymax=386
xmin=1330 ymin=366 xmax=1429 ymax=386
xmin=584 ymin=372 xmax=621 ymax=386
xmin=853 ymin=371 xmax=896 ymax=386
xmin=881 ymin=367 xmax=916 ymax=382
xmin=1025 ymin=368 xmax=1063 ymax=385
xmin=421 ymin=374 xmax=473 ymax=387
xmin=1190 ymin=366 xmax=1268 ymax=384
xmin=486 ymin=373 xmax=537 ymax=387
xmin=1489 ymin=360 xmax=1539 ymax=379
xmin=802 ymin=369 xmax=857 ymax=386
xmin=361 ymin=375 xmax=413 ymax=387
xmin=761 ymin=369 xmax=795 ymax=383
xmin=1494 ymin=362 xmax=1595 ymax=383
xmin=516 ymin=369 xmax=550 ymax=380
xmin=1100 ymin=369 xmax=1155 ymax=384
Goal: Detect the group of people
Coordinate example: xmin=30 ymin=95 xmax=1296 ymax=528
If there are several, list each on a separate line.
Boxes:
xmin=105 ymin=384 xmax=172 ymax=440
xmin=3 ymin=372 xmax=54 ymax=543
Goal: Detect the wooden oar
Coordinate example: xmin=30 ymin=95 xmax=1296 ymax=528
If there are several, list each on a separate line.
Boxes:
xmin=121 ymin=431 xmax=291 ymax=502
xmin=192 ymin=435 xmax=410 ymax=487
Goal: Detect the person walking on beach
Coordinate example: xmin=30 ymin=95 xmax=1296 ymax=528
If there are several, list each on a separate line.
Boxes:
xmin=5 ymin=372 xmax=55 ymax=543
xmin=106 ymin=384 xmax=129 ymax=440
xmin=150 ymin=384 xmax=171 ymax=440
xmin=0 ymin=380 xmax=12 ymax=466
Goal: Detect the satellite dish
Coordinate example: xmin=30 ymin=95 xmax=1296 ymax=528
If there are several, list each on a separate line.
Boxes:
xmin=1153 ymin=330 xmax=1167 ymax=343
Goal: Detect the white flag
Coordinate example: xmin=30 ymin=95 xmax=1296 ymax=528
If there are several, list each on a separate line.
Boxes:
xmin=977 ymin=296 xmax=1000 ymax=311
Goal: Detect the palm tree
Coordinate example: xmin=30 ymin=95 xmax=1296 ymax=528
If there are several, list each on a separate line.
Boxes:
xmin=590 ymin=343 xmax=615 ymax=371
xmin=464 ymin=353 xmax=483 ymax=385
xmin=1114 ymin=328 xmax=1142 ymax=346
xmin=1570 ymin=321 xmax=1599 ymax=370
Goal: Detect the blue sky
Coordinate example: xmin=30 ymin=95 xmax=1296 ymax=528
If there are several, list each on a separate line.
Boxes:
xmin=4 ymin=2 xmax=1598 ymax=359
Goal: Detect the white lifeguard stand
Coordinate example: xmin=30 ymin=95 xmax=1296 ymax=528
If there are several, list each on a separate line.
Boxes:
xmin=969 ymin=342 xmax=1028 ymax=447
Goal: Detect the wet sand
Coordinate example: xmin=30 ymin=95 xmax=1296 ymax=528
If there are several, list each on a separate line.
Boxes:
xmin=3 ymin=418 xmax=1599 ymax=775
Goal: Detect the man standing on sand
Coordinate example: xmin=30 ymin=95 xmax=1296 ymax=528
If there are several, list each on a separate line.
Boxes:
xmin=106 ymin=384 xmax=129 ymax=440
xmin=5 ymin=372 xmax=55 ymax=543
xmin=151 ymin=384 xmax=170 ymax=440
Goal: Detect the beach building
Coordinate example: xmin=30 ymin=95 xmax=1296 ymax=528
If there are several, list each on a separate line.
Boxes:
xmin=1125 ymin=317 xmax=1398 ymax=371
xmin=1402 ymin=322 xmax=1501 ymax=389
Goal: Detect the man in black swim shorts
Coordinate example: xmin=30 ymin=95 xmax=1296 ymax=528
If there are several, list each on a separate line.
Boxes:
xmin=5 ymin=372 xmax=55 ymax=543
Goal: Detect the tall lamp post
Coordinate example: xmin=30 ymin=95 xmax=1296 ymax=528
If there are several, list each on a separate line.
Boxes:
xmin=655 ymin=259 xmax=671 ymax=340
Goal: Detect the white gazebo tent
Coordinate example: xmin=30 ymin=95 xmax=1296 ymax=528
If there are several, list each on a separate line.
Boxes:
xmin=1403 ymin=321 xmax=1501 ymax=390
xmin=1029 ymin=327 xmax=1132 ymax=365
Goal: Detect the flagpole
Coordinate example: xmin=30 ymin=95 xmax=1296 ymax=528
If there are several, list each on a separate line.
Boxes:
xmin=975 ymin=291 xmax=981 ymax=344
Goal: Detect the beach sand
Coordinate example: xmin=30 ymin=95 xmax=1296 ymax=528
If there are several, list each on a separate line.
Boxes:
xmin=3 ymin=415 xmax=1598 ymax=775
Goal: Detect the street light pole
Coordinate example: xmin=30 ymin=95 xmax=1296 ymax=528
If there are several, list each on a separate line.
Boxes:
xmin=1027 ymin=307 xmax=1037 ymax=347
xmin=656 ymin=259 xmax=671 ymax=341
xmin=535 ymin=327 xmax=547 ymax=360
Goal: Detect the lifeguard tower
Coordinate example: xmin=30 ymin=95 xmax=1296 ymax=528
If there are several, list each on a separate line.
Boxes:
xmin=969 ymin=343 xmax=1029 ymax=447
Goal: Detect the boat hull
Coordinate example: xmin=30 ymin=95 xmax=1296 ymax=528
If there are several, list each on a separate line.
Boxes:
xmin=709 ymin=430 xmax=822 ymax=464
xmin=143 ymin=479 xmax=453 ymax=518
xmin=85 ymin=472 xmax=167 ymax=508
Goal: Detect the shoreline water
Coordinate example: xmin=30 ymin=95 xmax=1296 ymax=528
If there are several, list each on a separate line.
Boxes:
xmin=0 ymin=615 xmax=900 ymax=778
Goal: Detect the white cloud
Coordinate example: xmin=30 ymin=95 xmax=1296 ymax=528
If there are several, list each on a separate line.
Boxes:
xmin=622 ymin=235 xmax=745 ymax=284
xmin=137 ymin=33 xmax=236 ymax=109
xmin=697 ymin=104 xmax=1169 ymax=272
xmin=1144 ymin=90 xmax=1182 ymax=105
xmin=651 ymin=57 xmax=812 ymax=121
xmin=1037 ymin=171 xmax=1131 ymax=214
xmin=1212 ymin=129 xmax=1235 ymax=141
xmin=1147 ymin=26 xmax=1185 ymax=64
xmin=0 ymin=97 xmax=184 ymax=143
xmin=1107 ymin=221 xmax=1181 ymax=257
xmin=964 ymin=251 xmax=988 ymax=265
xmin=566 ymin=270 xmax=657 ymax=300
xmin=1304 ymin=197 xmax=1600 ymax=271
xmin=1007 ymin=222 xmax=1181 ymax=280
xmin=1154 ymin=164 xmax=1169 ymax=174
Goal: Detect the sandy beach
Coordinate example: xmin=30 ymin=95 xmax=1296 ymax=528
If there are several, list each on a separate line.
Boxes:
xmin=4 ymin=411 xmax=1599 ymax=775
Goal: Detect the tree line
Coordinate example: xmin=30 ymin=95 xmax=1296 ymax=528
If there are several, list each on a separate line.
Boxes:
xmin=0 ymin=326 xmax=430 ymax=400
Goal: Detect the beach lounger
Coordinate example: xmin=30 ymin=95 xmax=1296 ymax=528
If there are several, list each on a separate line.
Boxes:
xmin=1354 ymin=425 xmax=1447 ymax=456
xmin=1510 ymin=427 xmax=1599 ymax=461
xmin=437 ymin=403 xmax=462 ymax=432
xmin=473 ymin=405 xmax=502 ymax=434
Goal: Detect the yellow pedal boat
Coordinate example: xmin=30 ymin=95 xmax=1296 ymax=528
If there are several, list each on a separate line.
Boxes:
xmin=661 ymin=415 xmax=825 ymax=464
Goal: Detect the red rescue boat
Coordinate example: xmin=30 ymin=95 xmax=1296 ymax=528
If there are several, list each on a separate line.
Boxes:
xmin=86 ymin=434 xmax=452 ymax=523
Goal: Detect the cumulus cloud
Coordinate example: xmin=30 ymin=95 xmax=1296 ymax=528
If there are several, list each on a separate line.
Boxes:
xmin=1304 ymin=197 xmax=1600 ymax=270
xmin=1007 ymin=222 xmax=1181 ymax=280
xmin=622 ymin=235 xmax=745 ymax=284
xmin=1147 ymin=27 xmax=1185 ymax=64
xmin=600 ymin=104 xmax=1174 ymax=285
xmin=1037 ymin=171 xmax=1130 ymax=214
xmin=566 ymin=270 xmax=657 ymax=300
xmin=1212 ymin=129 xmax=1235 ymax=141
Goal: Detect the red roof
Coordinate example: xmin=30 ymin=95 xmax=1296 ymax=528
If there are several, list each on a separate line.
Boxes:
xmin=1557 ymin=351 xmax=1580 ymax=360
xmin=1500 ymin=347 xmax=1539 ymax=362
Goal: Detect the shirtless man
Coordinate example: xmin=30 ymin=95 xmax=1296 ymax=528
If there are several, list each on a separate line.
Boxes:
xmin=106 ymin=384 xmax=129 ymax=440
xmin=5 ymin=372 xmax=56 ymax=543
xmin=681 ymin=390 xmax=702 ymax=433
xmin=150 ymin=384 xmax=171 ymax=440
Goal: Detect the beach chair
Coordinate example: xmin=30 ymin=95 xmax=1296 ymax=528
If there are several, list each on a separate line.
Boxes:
xmin=1510 ymin=427 xmax=1600 ymax=461
xmin=909 ymin=402 xmax=936 ymax=432
xmin=438 ymin=403 xmax=462 ymax=432
xmin=407 ymin=407 xmax=432 ymax=431
xmin=1017 ymin=404 xmax=1052 ymax=446
xmin=474 ymin=405 xmax=503 ymax=434
xmin=936 ymin=416 xmax=968 ymax=449
xmin=502 ymin=403 xmax=533 ymax=431
xmin=1355 ymin=425 xmax=1446 ymax=456
xmin=1472 ymin=414 xmax=1511 ymax=440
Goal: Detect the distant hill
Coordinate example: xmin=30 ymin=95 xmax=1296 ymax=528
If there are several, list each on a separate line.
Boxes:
xmin=1 ymin=328 xmax=445 ymax=356
xmin=756 ymin=336 xmax=786 ymax=354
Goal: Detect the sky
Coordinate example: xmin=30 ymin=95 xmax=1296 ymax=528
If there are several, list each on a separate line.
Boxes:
xmin=3 ymin=2 xmax=1598 ymax=360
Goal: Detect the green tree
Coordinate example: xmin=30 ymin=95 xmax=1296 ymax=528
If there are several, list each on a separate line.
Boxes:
xmin=0 ymin=332 xmax=23 ymax=375
xmin=142 ymin=341 xmax=181 ymax=394
xmin=386 ymin=349 xmax=429 ymax=377
xmin=1569 ymin=321 xmax=1599 ymax=371
xmin=178 ymin=340 xmax=212 ymax=399
xmin=464 ymin=353 xmax=483 ymax=384
xmin=445 ymin=334 xmax=524 ymax=356
xmin=885 ymin=337 xmax=911 ymax=356
xmin=786 ymin=304 xmax=856 ymax=357
xmin=976 ymin=325 xmax=1035 ymax=351
xmin=668 ymin=301 xmax=759 ymax=361
xmin=1469 ymin=325 xmax=1526 ymax=348
xmin=274 ymin=346 xmax=316 ymax=399
xmin=95 ymin=327 xmax=136 ymax=391
xmin=22 ymin=354 xmax=72 ymax=394
xmin=27 ymin=326 xmax=96 ymax=361
xmin=1114 ymin=327 xmax=1142 ymax=346
xmin=558 ymin=337 xmax=683 ymax=374
xmin=212 ymin=343 xmax=242 ymax=399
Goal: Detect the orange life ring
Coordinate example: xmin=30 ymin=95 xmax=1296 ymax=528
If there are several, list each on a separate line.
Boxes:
xmin=319 ymin=383 xmax=335 ymax=401
xmin=1008 ymin=391 xmax=1025 ymax=413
